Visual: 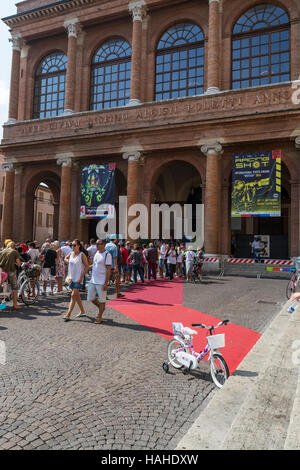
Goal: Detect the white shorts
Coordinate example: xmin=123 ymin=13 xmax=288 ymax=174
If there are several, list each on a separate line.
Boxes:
xmin=42 ymin=268 xmax=56 ymax=282
xmin=87 ymin=283 xmax=106 ymax=303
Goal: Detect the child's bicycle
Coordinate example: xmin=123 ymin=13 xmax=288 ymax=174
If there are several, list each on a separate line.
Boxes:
xmin=162 ymin=319 xmax=230 ymax=388
xmin=286 ymin=258 xmax=300 ymax=299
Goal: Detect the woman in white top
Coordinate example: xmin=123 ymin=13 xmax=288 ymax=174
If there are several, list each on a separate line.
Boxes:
xmin=185 ymin=246 xmax=196 ymax=282
xmin=176 ymin=248 xmax=183 ymax=277
xmin=167 ymin=244 xmax=177 ymax=280
xmin=63 ymin=239 xmax=89 ymax=321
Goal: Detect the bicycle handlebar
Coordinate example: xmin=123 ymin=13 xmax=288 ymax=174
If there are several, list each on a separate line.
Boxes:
xmin=191 ymin=320 xmax=229 ymax=329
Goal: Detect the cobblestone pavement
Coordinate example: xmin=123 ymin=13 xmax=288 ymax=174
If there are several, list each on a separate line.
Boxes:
xmin=0 ymin=276 xmax=288 ymax=450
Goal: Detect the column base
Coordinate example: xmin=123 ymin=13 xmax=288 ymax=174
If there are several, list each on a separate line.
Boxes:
xmin=4 ymin=118 xmax=18 ymax=125
xmin=62 ymin=109 xmax=75 ymax=116
xmin=205 ymin=87 xmax=220 ymax=95
xmin=126 ymin=99 xmax=142 ymax=107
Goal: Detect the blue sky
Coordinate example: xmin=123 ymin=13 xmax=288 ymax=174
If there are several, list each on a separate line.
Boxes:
xmin=0 ymin=2 xmax=17 ymax=139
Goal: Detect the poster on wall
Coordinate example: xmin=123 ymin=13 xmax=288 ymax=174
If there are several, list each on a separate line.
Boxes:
xmin=250 ymin=235 xmax=270 ymax=258
xmin=80 ymin=163 xmax=116 ymax=219
xmin=231 ymin=150 xmax=281 ymax=217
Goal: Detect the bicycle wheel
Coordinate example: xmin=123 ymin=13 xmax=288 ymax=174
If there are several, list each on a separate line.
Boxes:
xmin=167 ymin=339 xmax=185 ymax=369
xmin=20 ymin=280 xmax=40 ymax=305
xmin=210 ymin=353 xmax=229 ymax=388
xmin=286 ymin=277 xmax=295 ymax=299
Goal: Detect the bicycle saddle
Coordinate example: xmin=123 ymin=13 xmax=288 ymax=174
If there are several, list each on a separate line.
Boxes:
xmin=182 ymin=327 xmax=198 ymax=336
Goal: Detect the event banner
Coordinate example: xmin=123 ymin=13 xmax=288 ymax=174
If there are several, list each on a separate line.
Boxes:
xmin=231 ymin=150 xmax=281 ymax=217
xmin=80 ymin=163 xmax=116 ymax=219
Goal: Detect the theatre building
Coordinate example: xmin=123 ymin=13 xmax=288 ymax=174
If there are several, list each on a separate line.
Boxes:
xmin=1 ymin=0 xmax=300 ymax=258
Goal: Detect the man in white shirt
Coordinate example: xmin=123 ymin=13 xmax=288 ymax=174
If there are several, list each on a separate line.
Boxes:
xmin=87 ymin=239 xmax=112 ymax=324
xmin=60 ymin=241 xmax=72 ymax=258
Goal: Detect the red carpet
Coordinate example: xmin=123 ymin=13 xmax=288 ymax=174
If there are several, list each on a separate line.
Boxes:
xmin=108 ymin=279 xmax=261 ymax=375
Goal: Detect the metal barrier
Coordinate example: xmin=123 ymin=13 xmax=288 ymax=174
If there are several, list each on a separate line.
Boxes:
xmin=202 ymin=257 xmax=296 ymax=279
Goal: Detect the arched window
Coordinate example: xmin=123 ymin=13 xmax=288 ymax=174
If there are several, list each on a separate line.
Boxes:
xmin=90 ymin=38 xmax=132 ymax=110
xmin=232 ymin=4 xmax=290 ymax=89
xmin=155 ymin=23 xmax=204 ymax=101
xmin=33 ymin=52 xmax=67 ymax=119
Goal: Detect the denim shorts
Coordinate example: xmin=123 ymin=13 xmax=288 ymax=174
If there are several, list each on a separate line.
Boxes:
xmin=70 ymin=281 xmax=83 ymax=290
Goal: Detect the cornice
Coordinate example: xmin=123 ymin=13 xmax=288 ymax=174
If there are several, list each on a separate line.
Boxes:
xmin=2 ymin=0 xmax=100 ymax=27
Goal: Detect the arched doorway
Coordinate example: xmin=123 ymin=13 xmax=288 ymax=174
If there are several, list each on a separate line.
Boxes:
xmin=23 ymin=170 xmax=60 ymax=243
xmin=230 ymin=162 xmax=291 ymax=259
xmin=152 ymin=160 xmax=203 ymax=241
xmin=33 ymin=183 xmax=55 ymax=244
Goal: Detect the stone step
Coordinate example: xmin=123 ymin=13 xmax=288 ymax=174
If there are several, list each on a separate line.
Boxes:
xmin=176 ymin=302 xmax=300 ymax=450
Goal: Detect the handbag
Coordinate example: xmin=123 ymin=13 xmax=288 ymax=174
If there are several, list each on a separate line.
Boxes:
xmin=64 ymin=275 xmax=72 ymax=286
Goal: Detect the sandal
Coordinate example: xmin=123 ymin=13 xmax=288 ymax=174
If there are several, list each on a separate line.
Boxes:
xmin=76 ymin=313 xmax=86 ymax=318
xmin=63 ymin=316 xmax=71 ymax=322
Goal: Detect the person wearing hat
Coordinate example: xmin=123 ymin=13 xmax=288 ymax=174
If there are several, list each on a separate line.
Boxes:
xmin=0 ymin=241 xmax=22 ymax=309
xmin=105 ymin=234 xmax=124 ymax=298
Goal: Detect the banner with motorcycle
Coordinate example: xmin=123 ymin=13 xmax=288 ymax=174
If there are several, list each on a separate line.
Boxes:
xmin=231 ymin=150 xmax=281 ymax=217
xmin=80 ymin=163 xmax=116 ymax=219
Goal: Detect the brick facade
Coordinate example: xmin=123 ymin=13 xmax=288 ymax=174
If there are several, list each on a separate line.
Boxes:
xmin=0 ymin=0 xmax=300 ymax=256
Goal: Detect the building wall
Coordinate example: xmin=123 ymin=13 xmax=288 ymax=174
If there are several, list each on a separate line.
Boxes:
xmin=1 ymin=0 xmax=300 ymax=256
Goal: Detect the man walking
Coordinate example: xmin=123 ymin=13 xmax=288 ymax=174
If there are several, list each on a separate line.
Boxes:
xmin=145 ymin=243 xmax=158 ymax=280
xmin=88 ymin=239 xmax=112 ymax=324
xmin=105 ymin=234 xmax=124 ymax=298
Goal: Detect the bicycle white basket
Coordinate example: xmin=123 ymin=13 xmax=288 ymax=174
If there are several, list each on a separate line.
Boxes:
xmin=207 ymin=333 xmax=225 ymax=349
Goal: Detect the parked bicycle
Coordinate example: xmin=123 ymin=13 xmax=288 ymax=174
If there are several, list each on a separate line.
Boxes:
xmin=163 ymin=319 xmax=230 ymax=388
xmin=286 ymin=258 xmax=300 ymax=299
xmin=18 ymin=263 xmax=41 ymax=305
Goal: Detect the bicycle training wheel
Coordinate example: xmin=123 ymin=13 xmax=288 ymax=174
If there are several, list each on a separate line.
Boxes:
xmin=167 ymin=339 xmax=185 ymax=369
xmin=20 ymin=280 xmax=40 ymax=305
xmin=210 ymin=353 xmax=229 ymax=388
xmin=286 ymin=278 xmax=295 ymax=299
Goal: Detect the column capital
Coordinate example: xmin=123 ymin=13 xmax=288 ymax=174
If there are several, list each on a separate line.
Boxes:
xmin=128 ymin=0 xmax=147 ymax=21
xmin=2 ymin=162 xmax=15 ymax=172
xmin=56 ymin=154 xmax=74 ymax=167
xmin=200 ymin=142 xmax=223 ymax=156
xmin=123 ymin=150 xmax=142 ymax=162
xmin=295 ymin=136 xmax=300 ymax=149
xmin=14 ymin=165 xmax=24 ymax=175
xmin=64 ymin=17 xmax=81 ymax=38
xmin=9 ymin=32 xmax=23 ymax=51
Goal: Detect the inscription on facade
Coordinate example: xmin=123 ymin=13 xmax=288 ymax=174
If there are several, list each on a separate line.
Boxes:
xmin=7 ymin=86 xmax=295 ymax=140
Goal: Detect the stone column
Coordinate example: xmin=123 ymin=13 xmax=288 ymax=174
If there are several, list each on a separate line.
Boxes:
xmin=7 ymin=33 xmax=23 ymax=124
xmin=13 ymin=165 xmax=24 ymax=241
xmin=123 ymin=150 xmax=142 ymax=239
xmin=18 ymin=44 xmax=30 ymax=121
xmin=292 ymin=136 xmax=300 ymax=257
xmin=1 ymin=163 xmax=15 ymax=242
xmin=128 ymin=1 xmax=147 ymax=106
xmin=64 ymin=18 xmax=81 ymax=115
xmin=57 ymin=155 xmax=73 ymax=241
xmin=201 ymin=142 xmax=223 ymax=254
xmin=206 ymin=0 xmax=221 ymax=95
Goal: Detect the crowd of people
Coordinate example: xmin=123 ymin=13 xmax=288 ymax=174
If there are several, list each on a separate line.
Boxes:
xmin=0 ymin=235 xmax=205 ymax=322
